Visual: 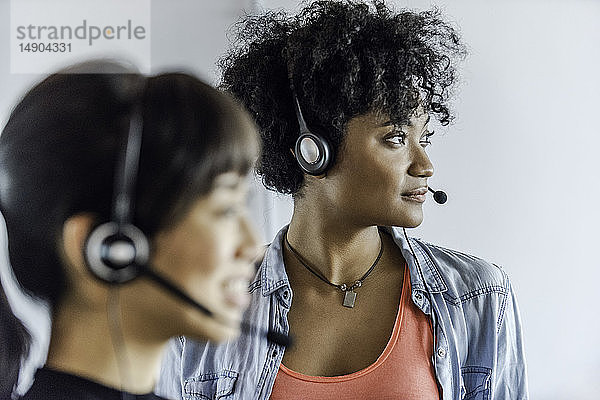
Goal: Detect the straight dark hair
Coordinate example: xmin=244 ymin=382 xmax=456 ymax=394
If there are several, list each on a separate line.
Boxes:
xmin=0 ymin=60 xmax=259 ymax=398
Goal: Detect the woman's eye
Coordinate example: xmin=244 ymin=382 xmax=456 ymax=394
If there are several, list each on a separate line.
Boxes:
xmin=385 ymin=129 xmax=407 ymax=146
xmin=420 ymin=130 xmax=435 ymax=147
xmin=217 ymin=206 xmax=240 ymax=218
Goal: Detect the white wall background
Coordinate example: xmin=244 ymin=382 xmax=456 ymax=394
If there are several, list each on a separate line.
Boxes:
xmin=1 ymin=0 xmax=599 ymax=398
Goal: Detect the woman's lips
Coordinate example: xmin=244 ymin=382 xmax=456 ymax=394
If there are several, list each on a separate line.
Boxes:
xmin=401 ymin=187 xmax=427 ymax=203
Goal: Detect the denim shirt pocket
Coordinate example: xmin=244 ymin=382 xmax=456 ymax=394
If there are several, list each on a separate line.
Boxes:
xmin=183 ymin=370 xmax=238 ymax=400
xmin=460 ymin=366 xmax=491 ymax=400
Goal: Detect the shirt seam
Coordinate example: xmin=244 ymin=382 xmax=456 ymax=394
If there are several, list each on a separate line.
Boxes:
xmin=411 ymin=239 xmax=447 ymax=292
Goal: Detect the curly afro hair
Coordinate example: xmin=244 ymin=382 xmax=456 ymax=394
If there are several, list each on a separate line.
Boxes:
xmin=219 ymin=0 xmax=466 ymax=195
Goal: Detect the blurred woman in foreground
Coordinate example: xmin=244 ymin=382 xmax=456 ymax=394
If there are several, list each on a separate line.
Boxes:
xmin=0 ymin=60 xmax=260 ymax=399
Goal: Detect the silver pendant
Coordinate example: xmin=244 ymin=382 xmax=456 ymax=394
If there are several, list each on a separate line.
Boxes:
xmin=343 ymin=290 xmax=357 ymax=308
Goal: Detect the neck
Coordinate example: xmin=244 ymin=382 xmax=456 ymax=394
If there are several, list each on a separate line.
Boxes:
xmin=46 ymin=290 xmax=165 ymax=394
xmin=287 ymin=199 xmax=382 ymax=285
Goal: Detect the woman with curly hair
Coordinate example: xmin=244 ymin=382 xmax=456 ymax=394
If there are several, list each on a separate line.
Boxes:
xmin=157 ymin=1 xmax=528 ymax=399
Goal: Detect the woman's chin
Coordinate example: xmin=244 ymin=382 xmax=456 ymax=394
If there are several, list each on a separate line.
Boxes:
xmin=404 ymin=218 xmax=424 ymax=229
xmin=187 ymin=322 xmax=241 ymax=343
xmin=388 ymin=211 xmax=424 ymax=229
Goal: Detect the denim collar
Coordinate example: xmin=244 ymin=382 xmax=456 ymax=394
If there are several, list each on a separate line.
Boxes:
xmin=259 ymin=225 xmax=291 ymax=301
xmin=385 ymin=226 xmax=448 ymax=294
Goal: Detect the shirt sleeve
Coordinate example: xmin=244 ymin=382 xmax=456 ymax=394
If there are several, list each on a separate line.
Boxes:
xmin=155 ymin=336 xmax=185 ymax=400
xmin=493 ymin=278 xmax=529 ymax=399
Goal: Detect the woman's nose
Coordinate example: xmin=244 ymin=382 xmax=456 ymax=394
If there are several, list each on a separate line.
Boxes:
xmin=408 ymin=145 xmax=434 ymax=178
xmin=236 ymin=215 xmax=261 ymax=262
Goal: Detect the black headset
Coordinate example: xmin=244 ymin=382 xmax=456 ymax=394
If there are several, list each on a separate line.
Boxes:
xmin=288 ymin=49 xmax=333 ymax=176
xmin=290 ymin=93 xmax=332 ymax=176
xmin=84 ymin=103 xmax=149 ymax=284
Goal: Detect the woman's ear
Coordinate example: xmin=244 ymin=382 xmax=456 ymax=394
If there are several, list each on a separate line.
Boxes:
xmin=60 ymin=214 xmax=112 ymax=307
xmin=61 ymin=213 xmax=97 ymax=275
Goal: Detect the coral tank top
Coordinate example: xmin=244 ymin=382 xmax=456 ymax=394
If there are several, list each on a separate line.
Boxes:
xmin=270 ymin=265 xmax=440 ymax=400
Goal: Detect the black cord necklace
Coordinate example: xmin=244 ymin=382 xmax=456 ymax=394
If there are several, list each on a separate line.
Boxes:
xmin=284 ymin=230 xmax=384 ymax=308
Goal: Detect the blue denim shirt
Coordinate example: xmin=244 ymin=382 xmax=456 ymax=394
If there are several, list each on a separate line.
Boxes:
xmin=156 ymin=226 xmax=528 ymax=400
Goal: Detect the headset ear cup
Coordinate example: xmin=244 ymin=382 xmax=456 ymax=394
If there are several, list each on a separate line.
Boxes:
xmin=294 ymin=132 xmax=331 ymax=175
xmin=84 ymin=222 xmax=150 ymax=284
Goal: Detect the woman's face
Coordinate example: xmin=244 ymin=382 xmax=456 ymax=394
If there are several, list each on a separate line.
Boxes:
xmin=318 ymin=110 xmax=434 ymax=228
xmin=131 ymin=172 xmax=260 ymax=342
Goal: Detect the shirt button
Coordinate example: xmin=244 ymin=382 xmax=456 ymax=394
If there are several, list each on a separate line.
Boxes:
xmin=437 ymin=347 xmax=447 ymax=358
xmin=414 ymin=292 xmax=423 ymax=302
xmin=282 ymin=291 xmax=289 ymax=300
xmin=272 ymin=349 xmax=278 ymax=358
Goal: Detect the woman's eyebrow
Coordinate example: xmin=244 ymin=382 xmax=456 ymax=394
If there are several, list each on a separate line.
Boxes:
xmin=379 ymin=114 xmax=431 ymax=128
xmin=212 ymin=174 xmax=242 ymax=190
xmin=415 ymin=114 xmax=431 ymax=128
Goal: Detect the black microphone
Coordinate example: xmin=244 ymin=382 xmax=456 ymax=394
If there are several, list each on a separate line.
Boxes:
xmin=138 ymin=265 xmax=292 ymax=348
xmin=428 ymin=187 xmax=447 ymax=204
